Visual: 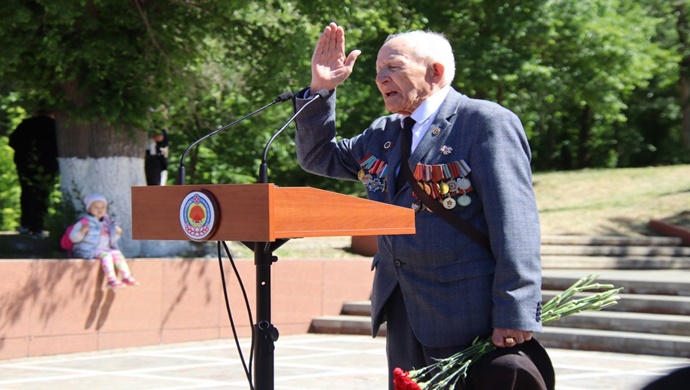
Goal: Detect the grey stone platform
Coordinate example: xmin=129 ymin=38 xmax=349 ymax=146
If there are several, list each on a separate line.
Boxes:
xmin=0 ymin=334 xmax=687 ymax=390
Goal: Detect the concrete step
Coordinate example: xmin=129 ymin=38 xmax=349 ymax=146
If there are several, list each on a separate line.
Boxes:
xmin=342 ymin=300 xmax=374 ymax=316
xmin=313 ymin=270 xmax=690 ymax=357
xmin=345 ymin=293 xmax=690 ymax=318
xmin=541 ymin=235 xmax=684 ymax=247
xmin=541 ymin=245 xmax=690 ymax=257
xmin=539 ymin=326 xmax=690 ymax=358
xmin=541 ymin=291 xmax=690 ymax=316
xmin=541 ymin=270 xmax=690 ymax=296
xmin=544 ymin=311 xmax=690 ymax=336
xmin=309 ymin=312 xmax=690 ymax=358
xmin=315 ymin=239 xmax=690 ymax=358
xmin=310 ymin=315 xmax=374 ymax=336
xmin=542 ymin=255 xmax=690 ymax=269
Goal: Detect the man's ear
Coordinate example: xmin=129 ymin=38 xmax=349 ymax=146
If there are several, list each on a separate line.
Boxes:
xmin=427 ymin=62 xmax=445 ymax=84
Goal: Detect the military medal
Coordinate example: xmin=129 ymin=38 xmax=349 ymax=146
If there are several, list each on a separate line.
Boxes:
xmin=447 ymin=179 xmax=458 ymax=193
xmin=358 ymin=154 xmax=388 ymax=192
xmin=368 ymin=178 xmax=384 ymax=192
xmin=442 ymin=196 xmax=457 ymax=209
xmin=457 ymin=177 xmax=471 ymax=190
xmin=458 ymin=193 xmax=472 ymax=206
xmin=409 ymin=159 xmax=474 ymax=211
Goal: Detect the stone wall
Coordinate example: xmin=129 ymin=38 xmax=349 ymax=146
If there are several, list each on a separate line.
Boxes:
xmin=0 ymin=256 xmax=374 ymax=360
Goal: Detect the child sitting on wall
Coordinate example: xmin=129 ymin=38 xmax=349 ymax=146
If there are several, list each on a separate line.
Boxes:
xmin=68 ymin=194 xmax=139 ymax=289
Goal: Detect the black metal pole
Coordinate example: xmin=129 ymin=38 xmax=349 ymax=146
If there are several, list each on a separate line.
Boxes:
xmin=253 ymin=242 xmax=279 ymax=390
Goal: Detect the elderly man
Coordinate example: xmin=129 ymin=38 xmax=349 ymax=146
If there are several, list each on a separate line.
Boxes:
xmin=293 ymin=23 xmax=553 ymax=389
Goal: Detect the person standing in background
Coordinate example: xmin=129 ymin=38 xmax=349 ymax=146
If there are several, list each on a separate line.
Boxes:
xmin=9 ymin=110 xmax=59 ymax=237
xmin=145 ymin=129 xmax=169 ymax=186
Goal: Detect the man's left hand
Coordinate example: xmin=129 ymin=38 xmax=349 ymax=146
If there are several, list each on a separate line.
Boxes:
xmin=492 ymin=328 xmax=533 ymax=348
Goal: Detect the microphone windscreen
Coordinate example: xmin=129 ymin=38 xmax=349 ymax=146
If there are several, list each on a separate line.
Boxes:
xmin=314 ymin=89 xmax=329 ymax=99
xmin=277 ymin=91 xmax=294 ymax=102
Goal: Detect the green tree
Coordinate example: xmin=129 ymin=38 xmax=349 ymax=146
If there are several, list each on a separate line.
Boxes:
xmin=0 ymin=0 xmax=313 ymax=255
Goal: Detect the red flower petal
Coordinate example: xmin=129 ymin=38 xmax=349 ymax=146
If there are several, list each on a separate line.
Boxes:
xmin=393 ymin=367 xmax=423 ymax=390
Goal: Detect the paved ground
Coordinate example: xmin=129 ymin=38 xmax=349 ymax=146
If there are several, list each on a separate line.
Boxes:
xmin=0 ymin=334 xmax=687 ymax=390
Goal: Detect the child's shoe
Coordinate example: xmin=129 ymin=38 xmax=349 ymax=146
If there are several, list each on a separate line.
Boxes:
xmin=107 ymin=278 xmax=124 ymax=289
xmin=122 ymin=276 xmax=139 ymax=286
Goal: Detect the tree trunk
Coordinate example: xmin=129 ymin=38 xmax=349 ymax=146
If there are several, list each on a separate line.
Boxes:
xmin=55 ymin=113 xmax=190 ymax=257
xmin=677 ymin=2 xmax=690 ymax=150
xmin=577 ymin=104 xmax=594 ymax=169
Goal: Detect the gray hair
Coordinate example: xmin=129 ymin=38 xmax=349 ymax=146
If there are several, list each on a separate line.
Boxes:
xmin=385 ymin=31 xmax=456 ymax=87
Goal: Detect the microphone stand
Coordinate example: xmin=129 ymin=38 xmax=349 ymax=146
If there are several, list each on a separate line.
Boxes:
xmin=174 ymin=91 xmax=292 ymax=390
xmin=251 ymin=90 xmax=328 ymax=390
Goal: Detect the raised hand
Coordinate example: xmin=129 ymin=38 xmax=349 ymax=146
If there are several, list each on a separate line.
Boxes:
xmin=310 ymin=22 xmax=361 ymax=93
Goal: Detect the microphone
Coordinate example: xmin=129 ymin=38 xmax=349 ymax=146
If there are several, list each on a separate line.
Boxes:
xmin=258 ymin=89 xmax=329 ymax=184
xmin=176 ymin=91 xmax=294 ymax=184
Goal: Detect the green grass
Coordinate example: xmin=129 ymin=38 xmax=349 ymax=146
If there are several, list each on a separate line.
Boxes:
xmin=534 ymin=164 xmax=690 ymax=236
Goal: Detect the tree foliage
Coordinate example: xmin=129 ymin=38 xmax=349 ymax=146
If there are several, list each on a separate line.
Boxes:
xmin=0 ymin=0 xmax=688 ymax=234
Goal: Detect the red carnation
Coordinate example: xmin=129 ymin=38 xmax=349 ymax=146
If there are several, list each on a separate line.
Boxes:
xmin=393 ymin=367 xmax=423 ymax=390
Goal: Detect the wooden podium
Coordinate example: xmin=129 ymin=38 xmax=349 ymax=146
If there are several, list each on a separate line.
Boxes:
xmin=131 ymin=183 xmax=415 ymax=389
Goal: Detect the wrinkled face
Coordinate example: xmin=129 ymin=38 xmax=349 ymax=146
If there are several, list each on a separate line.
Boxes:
xmin=375 ymin=37 xmax=438 ymax=115
xmin=88 ymin=201 xmax=107 ymax=219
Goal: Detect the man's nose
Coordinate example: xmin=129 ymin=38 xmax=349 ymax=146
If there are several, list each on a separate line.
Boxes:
xmin=376 ymin=70 xmax=388 ymax=84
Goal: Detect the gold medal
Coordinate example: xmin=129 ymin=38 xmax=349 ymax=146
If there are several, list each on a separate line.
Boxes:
xmin=439 ymin=181 xmax=450 ymax=195
xmin=357 ymin=169 xmax=365 ymax=180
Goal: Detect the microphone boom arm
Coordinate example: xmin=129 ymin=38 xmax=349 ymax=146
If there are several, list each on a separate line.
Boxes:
xmin=176 ymin=91 xmax=293 ymax=185
xmin=258 ymin=89 xmax=328 ymax=184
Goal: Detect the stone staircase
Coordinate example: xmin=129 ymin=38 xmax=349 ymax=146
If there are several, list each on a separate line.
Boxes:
xmin=309 ymin=235 xmax=690 ymax=357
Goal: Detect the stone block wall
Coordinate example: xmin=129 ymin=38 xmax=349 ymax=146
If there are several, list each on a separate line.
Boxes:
xmin=0 ymin=256 xmax=374 ymax=360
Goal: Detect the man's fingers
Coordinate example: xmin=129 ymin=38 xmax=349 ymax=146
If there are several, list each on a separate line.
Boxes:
xmin=492 ymin=328 xmax=533 ymax=348
xmin=345 ymin=50 xmax=361 ymax=69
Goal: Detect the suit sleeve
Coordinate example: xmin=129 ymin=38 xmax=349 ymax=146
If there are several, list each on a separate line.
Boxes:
xmin=470 ymin=108 xmax=543 ymax=332
xmin=293 ymin=88 xmax=363 ymax=181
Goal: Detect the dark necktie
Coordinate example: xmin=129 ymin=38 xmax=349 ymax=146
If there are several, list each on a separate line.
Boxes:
xmin=395 ymin=117 xmax=416 ymax=192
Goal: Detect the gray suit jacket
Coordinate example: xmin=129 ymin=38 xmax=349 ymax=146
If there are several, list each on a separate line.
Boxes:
xmin=294 ymin=87 xmax=542 ymax=348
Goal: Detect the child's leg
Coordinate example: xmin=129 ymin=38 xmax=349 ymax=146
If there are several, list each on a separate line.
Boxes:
xmin=111 ymin=250 xmax=132 ymax=278
xmin=97 ymin=252 xmax=118 ymax=281
xmin=112 ymin=250 xmax=139 ymax=286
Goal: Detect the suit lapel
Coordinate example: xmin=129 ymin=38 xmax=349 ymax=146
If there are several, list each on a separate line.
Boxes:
xmin=409 ymin=89 xmax=464 ymax=165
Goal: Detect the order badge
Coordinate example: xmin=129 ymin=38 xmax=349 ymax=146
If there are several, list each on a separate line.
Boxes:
xmin=179 ymin=190 xmax=220 ymax=241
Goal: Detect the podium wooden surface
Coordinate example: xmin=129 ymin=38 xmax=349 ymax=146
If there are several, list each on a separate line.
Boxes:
xmin=131 ymin=184 xmax=415 ymax=242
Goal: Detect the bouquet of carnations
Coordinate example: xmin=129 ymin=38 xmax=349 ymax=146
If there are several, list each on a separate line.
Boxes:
xmin=393 ymin=274 xmax=623 ymax=390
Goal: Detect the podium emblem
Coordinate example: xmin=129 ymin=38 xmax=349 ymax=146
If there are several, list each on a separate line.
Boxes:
xmin=179 ymin=190 xmax=220 ymax=241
